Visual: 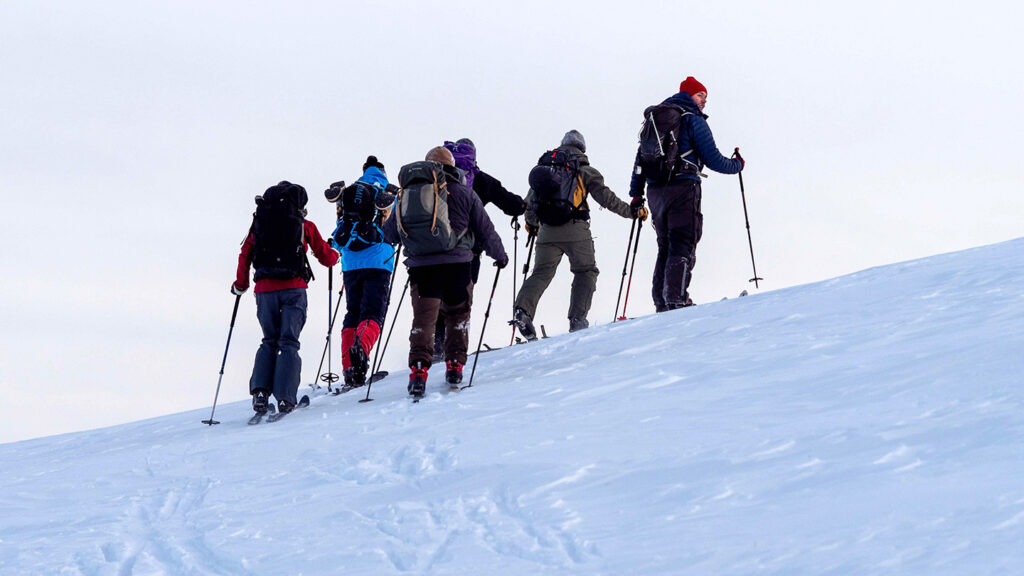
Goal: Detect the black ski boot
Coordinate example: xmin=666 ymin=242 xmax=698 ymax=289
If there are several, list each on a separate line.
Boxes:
xmin=277 ymin=399 xmax=295 ymax=414
xmin=512 ymin=308 xmax=538 ymax=341
xmin=408 ymin=362 xmax=428 ymax=398
xmin=252 ymin=389 xmax=270 ymax=414
xmin=568 ymin=317 xmax=589 ymax=333
xmin=343 ymin=367 xmax=357 ymax=387
xmin=349 ymin=342 xmax=369 ymax=386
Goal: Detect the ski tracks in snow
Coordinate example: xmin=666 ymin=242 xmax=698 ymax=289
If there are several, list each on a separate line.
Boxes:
xmin=81 ymin=478 xmax=244 ymax=576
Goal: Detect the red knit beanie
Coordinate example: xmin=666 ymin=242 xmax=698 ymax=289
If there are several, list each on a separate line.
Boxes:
xmin=679 ymin=76 xmax=708 ymax=97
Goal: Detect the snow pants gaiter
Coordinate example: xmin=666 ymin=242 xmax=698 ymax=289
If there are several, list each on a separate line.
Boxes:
xmin=648 ymin=179 xmax=702 ymax=310
xmin=408 ymin=262 xmax=474 ymax=368
xmin=341 ymin=268 xmax=391 ymax=368
xmin=514 ymin=238 xmax=598 ymax=322
xmin=250 ymin=288 xmax=308 ymax=404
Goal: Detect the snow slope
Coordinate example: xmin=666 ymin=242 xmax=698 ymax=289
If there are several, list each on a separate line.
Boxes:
xmin=2 ymin=238 xmax=1024 ymax=575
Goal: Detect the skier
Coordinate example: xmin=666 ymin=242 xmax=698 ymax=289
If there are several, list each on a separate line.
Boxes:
xmin=628 ymin=76 xmax=744 ymax=310
xmin=325 ymin=155 xmax=398 ymax=388
xmin=381 ymin=146 xmax=508 ymax=397
xmin=430 ymin=138 xmax=527 ymax=361
xmin=512 ymin=130 xmax=638 ymax=339
xmin=232 ymin=181 xmax=339 ymax=415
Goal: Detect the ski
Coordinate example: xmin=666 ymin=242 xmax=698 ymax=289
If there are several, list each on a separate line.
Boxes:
xmin=266 ymin=395 xmax=310 ymax=423
xmin=247 ymin=404 xmax=276 ymax=425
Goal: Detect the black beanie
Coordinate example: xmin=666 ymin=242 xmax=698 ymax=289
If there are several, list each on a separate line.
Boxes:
xmin=362 ymin=155 xmax=385 ymax=173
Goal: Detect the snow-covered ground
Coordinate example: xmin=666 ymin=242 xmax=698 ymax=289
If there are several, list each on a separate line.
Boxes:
xmin=2 ymin=238 xmax=1023 ymax=575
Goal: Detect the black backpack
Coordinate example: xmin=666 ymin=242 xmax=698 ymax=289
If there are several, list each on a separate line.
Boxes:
xmin=527 ymin=149 xmax=587 ymax=226
xmin=332 ymin=181 xmax=384 ymax=252
xmin=251 ymin=181 xmax=313 ymax=282
xmin=637 ymin=103 xmax=695 ymax=183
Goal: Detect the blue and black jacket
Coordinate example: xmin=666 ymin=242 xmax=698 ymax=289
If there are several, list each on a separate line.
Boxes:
xmin=629 ymin=91 xmax=743 ymax=197
xmin=331 ymin=166 xmax=398 ymax=273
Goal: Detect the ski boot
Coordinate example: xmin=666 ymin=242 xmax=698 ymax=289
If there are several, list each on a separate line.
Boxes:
xmin=408 ymin=362 xmax=428 ymax=398
xmin=512 ymin=308 xmax=538 ymax=341
xmin=568 ymin=317 xmax=589 ymax=333
xmin=277 ymin=399 xmax=295 ymax=414
xmin=445 ymin=360 xmax=463 ymax=388
xmin=252 ymin=389 xmax=270 ymax=414
xmin=348 ymin=342 xmax=369 ymax=386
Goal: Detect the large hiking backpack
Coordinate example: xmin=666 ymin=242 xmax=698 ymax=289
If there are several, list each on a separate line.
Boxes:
xmin=251 ymin=181 xmax=313 ymax=282
xmin=395 ymin=161 xmax=467 ymax=256
xmin=637 ymin=103 xmax=695 ymax=183
xmin=332 ymin=181 xmax=384 ymax=252
xmin=527 ymin=149 xmax=587 ymax=226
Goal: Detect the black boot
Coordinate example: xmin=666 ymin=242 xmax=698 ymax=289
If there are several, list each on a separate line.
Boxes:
xmin=251 ymin=389 xmax=269 ymax=414
xmin=513 ymin=308 xmax=538 ymax=341
xmin=349 ymin=342 xmax=368 ymax=385
xmin=568 ymin=317 xmax=589 ymax=332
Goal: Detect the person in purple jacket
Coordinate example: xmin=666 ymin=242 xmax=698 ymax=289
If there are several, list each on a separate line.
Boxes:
xmin=382 ymin=146 xmax=508 ymax=397
xmin=628 ymin=76 xmax=744 ymax=310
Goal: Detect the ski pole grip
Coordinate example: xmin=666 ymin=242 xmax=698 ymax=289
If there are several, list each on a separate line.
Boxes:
xmin=733 ymin=147 xmax=743 ymax=161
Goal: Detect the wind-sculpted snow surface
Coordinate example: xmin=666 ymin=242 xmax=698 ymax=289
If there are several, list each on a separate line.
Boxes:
xmin=2 ymin=238 xmax=1024 ymax=574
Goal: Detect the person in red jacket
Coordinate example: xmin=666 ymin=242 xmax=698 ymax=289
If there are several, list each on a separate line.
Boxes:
xmin=231 ymin=181 xmax=340 ymax=415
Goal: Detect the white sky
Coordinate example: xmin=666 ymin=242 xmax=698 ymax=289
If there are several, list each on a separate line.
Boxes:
xmin=2 ymin=0 xmax=1022 ymax=443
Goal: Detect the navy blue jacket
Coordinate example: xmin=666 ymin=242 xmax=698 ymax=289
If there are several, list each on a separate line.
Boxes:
xmin=629 ymin=92 xmax=743 ymax=197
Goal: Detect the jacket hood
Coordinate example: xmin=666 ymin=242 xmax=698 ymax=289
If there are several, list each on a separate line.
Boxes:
xmin=663 ymin=91 xmax=708 ymax=119
xmin=444 ymin=140 xmax=479 ymax=188
xmin=358 ymin=166 xmax=389 ymax=191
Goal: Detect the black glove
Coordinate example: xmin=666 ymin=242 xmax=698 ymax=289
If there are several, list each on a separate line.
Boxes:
xmin=494 ymin=255 xmax=509 ymax=269
xmin=512 ymin=199 xmax=527 ymax=217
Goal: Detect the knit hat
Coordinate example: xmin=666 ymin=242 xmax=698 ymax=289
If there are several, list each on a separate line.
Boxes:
xmin=362 ymin=155 xmax=385 ymax=173
xmin=560 ymin=129 xmax=586 ymax=153
xmin=679 ymin=76 xmax=707 ymax=97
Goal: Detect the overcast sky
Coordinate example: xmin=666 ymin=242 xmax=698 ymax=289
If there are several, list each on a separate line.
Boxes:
xmin=2 ymin=0 xmax=1022 ymax=443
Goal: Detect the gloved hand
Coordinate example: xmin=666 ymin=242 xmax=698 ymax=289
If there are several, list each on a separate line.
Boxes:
xmin=512 ymin=199 xmax=527 ymax=217
xmin=733 ymin=147 xmax=745 ymax=171
xmin=494 ymin=255 xmax=509 ymax=269
xmin=525 ymin=223 xmax=538 ymax=237
xmin=231 ymin=283 xmax=248 ymax=296
xmin=630 ymin=196 xmax=649 ymax=221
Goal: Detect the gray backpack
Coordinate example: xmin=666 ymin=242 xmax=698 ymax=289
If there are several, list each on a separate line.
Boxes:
xmin=396 ymin=161 xmax=467 ymax=256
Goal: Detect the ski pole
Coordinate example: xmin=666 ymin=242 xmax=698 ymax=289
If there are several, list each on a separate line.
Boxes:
xmin=509 ymin=216 xmax=520 ymax=346
xmin=202 ymin=294 xmax=242 ymax=426
xmin=361 ymin=275 xmax=409 ymax=403
xmin=464 ymin=267 xmax=502 ymax=390
xmin=369 ymin=244 xmax=402 ymax=381
xmin=734 ymin=148 xmax=763 ymax=288
xmin=322 ymin=266 xmax=339 ymax=389
xmin=613 ymin=217 xmax=638 ymax=322
xmin=618 ymin=220 xmax=643 ymax=321
xmin=313 ymin=285 xmax=344 ymax=393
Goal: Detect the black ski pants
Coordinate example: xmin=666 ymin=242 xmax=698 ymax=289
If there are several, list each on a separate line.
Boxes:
xmin=342 ymin=268 xmax=391 ymax=329
xmin=648 ymin=179 xmax=702 ymax=309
